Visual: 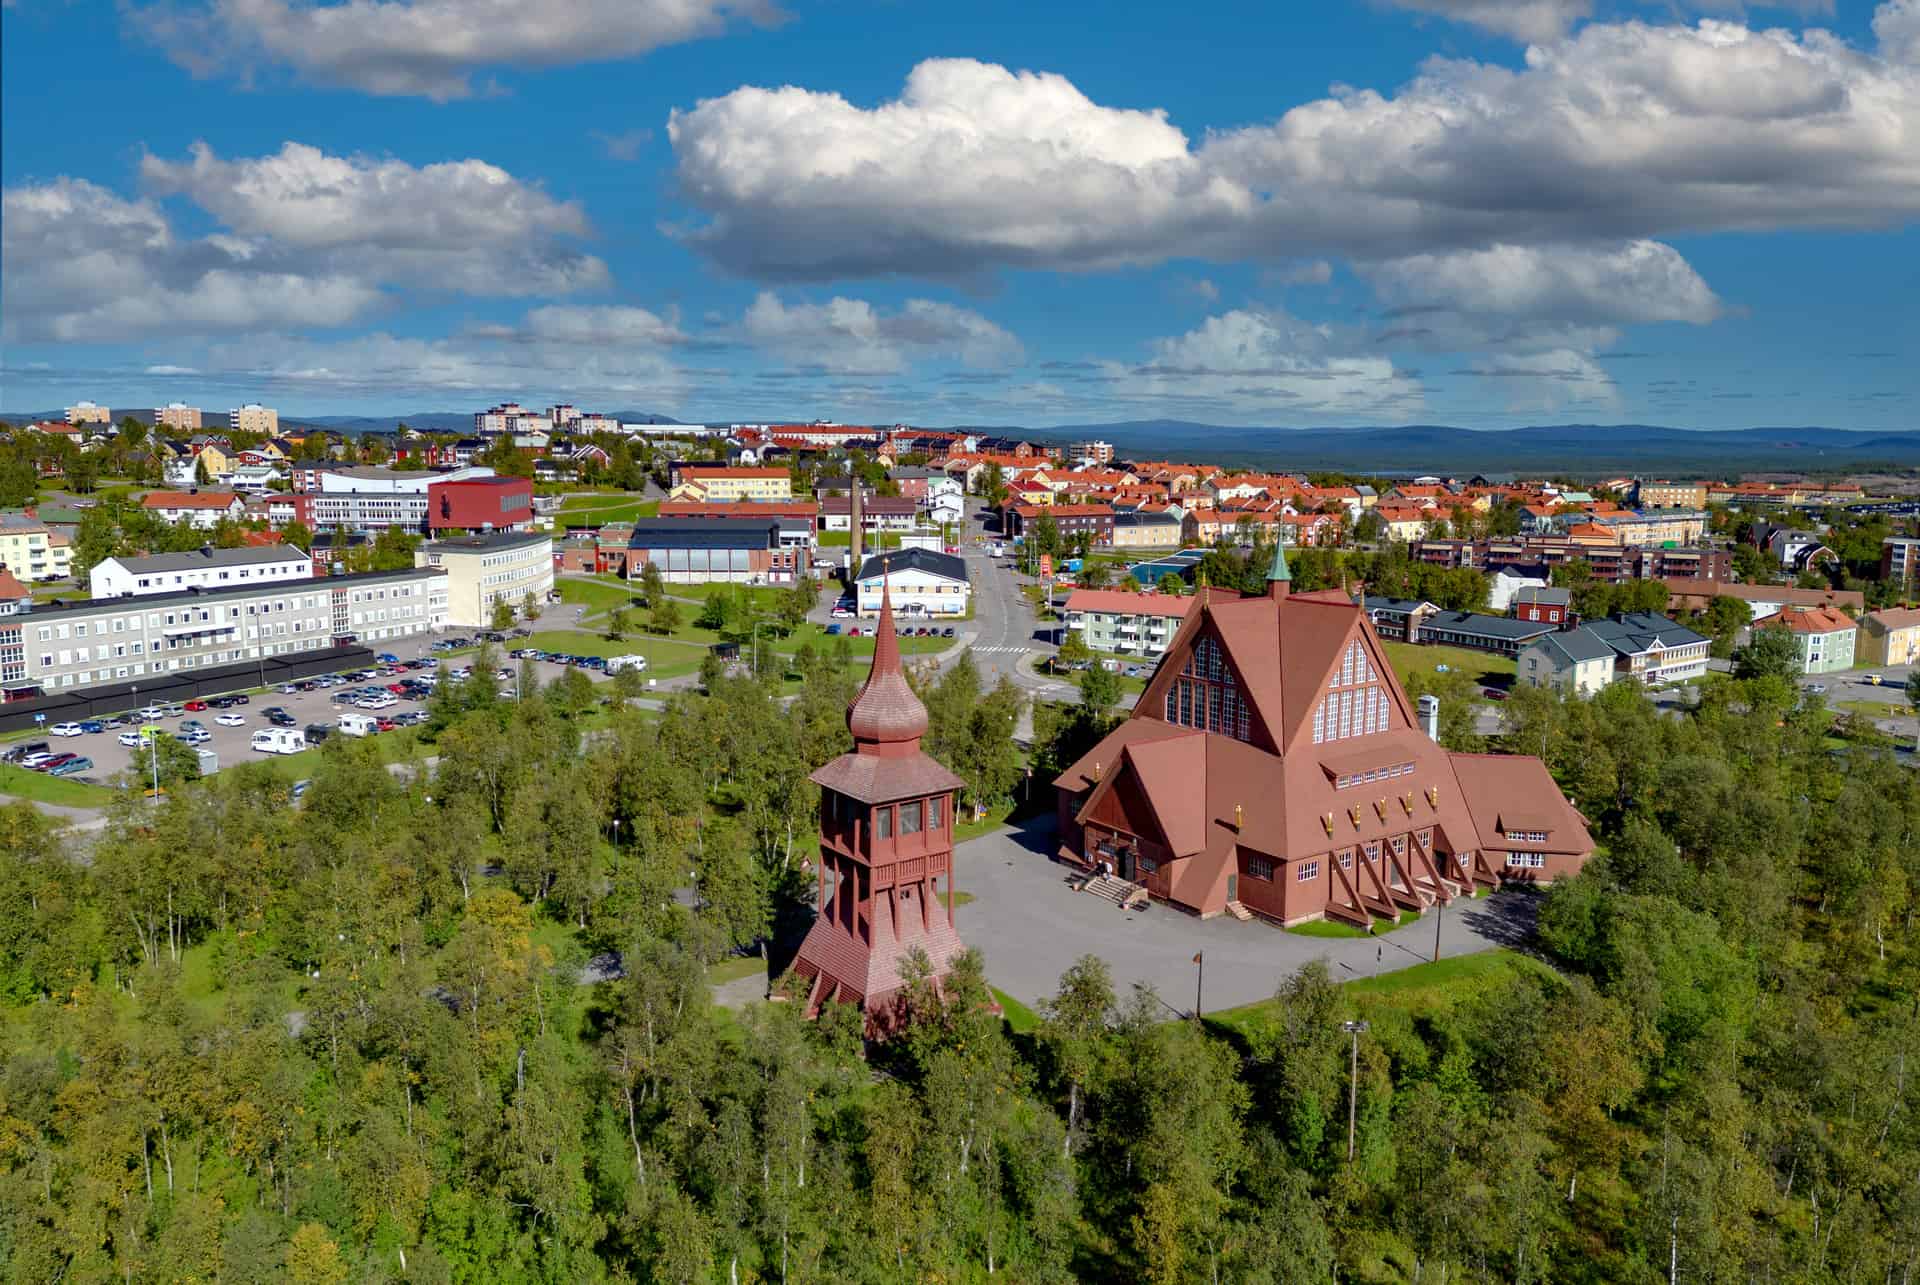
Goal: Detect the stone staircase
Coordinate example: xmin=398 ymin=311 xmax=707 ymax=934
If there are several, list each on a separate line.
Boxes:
xmin=1224 ymin=900 xmax=1253 ymax=922
xmin=1080 ymin=873 xmax=1150 ymax=910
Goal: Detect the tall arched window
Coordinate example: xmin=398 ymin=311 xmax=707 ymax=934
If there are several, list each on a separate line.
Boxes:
xmin=1163 ymin=636 xmax=1250 ymax=740
xmin=1312 ymin=639 xmax=1391 ymax=744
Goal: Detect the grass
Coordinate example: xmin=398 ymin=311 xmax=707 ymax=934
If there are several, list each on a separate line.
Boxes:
xmin=817 ymin=531 xmax=906 ymax=549
xmin=708 ymin=954 xmax=768 ymax=985
xmin=993 ymin=988 xmax=1042 ymax=1035
xmin=0 ymin=763 xmax=117 ymax=808
xmin=1835 ymin=698 xmax=1908 ymax=720
xmin=954 ymin=800 xmax=1019 ymax=844
xmin=1287 ymin=909 xmax=1421 ymax=939
xmin=556 ymin=578 xmax=640 ymax=615
xmin=555 ymin=495 xmax=658 ymax=525
xmin=526 ymin=629 xmax=708 ymax=663
xmin=1383 ymin=641 xmax=1518 ymax=688
xmin=1206 ymin=948 xmax=1558 ymax=1039
xmin=940 ymin=889 xmax=977 ymax=910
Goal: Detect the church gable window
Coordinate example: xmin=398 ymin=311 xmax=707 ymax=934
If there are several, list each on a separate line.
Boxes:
xmin=1164 ymin=636 xmax=1250 ymax=740
xmin=1312 ymin=638 xmax=1392 ymax=744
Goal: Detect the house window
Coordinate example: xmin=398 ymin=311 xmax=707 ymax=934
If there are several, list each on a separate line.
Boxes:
xmin=1297 ymin=860 xmax=1321 ymax=882
xmin=901 ymin=801 xmax=923 ymax=835
xmin=1505 ymin=852 xmax=1546 ymax=870
xmin=1248 ymin=856 xmax=1274 ymax=880
xmin=1338 ymin=848 xmax=1353 ymax=869
xmin=1138 ymin=854 xmax=1158 ymax=875
xmin=928 ymin=796 xmax=943 ymax=830
xmin=875 ymin=807 xmax=892 ymax=840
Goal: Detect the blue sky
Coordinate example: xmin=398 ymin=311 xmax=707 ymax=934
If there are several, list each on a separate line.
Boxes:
xmin=3 ymin=0 xmax=1917 ymax=430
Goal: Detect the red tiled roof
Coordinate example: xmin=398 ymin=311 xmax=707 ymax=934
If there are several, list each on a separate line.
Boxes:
xmin=141 ymin=491 xmax=240 ymax=509
xmin=1065 ymin=589 xmax=1194 ymax=618
xmin=1759 ymin=605 xmax=1855 ymax=634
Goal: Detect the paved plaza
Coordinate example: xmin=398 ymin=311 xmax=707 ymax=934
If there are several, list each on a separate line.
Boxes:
xmin=954 ymin=814 xmax=1541 ymax=1016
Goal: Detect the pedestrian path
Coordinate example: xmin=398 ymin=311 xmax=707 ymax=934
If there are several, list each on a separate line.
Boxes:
xmin=968 ymin=644 xmax=1035 ymax=655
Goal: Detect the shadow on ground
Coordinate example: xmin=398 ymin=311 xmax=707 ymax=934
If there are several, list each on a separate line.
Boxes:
xmin=1457 ymin=889 xmax=1540 ymax=949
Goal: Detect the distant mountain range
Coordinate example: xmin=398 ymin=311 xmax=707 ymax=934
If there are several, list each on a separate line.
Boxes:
xmin=4 ymin=408 xmax=1914 ymax=475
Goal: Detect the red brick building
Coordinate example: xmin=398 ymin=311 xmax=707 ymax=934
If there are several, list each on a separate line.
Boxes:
xmin=426 ymin=475 xmax=534 ymax=532
xmin=1005 ymin=502 xmax=1115 ymax=543
xmin=1053 ymin=547 xmax=1594 ymax=927
xmin=790 ymin=584 xmax=967 ymax=1030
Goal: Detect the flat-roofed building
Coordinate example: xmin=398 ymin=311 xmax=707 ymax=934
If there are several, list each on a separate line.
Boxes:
xmin=91 ymin=545 xmax=313 ymax=599
xmin=228 ymin=403 xmax=279 ymax=434
xmin=65 ymin=401 xmax=111 ymax=426
xmin=418 ymin=531 xmax=555 ymax=627
xmin=154 ymin=403 xmax=202 ymax=430
xmin=19 ymin=567 xmax=446 ymax=693
xmin=0 ymin=513 xmax=72 ymax=582
xmin=627 ymin=517 xmax=795 ymax=585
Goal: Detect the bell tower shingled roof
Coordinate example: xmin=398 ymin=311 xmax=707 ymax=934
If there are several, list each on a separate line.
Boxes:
xmin=846 ymin=562 xmax=929 ymax=749
xmin=1267 ymin=541 xmax=1292 ymax=599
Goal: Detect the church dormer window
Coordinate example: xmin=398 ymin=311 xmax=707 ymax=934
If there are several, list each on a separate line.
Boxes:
xmin=1164 ymin=636 xmax=1249 ymax=740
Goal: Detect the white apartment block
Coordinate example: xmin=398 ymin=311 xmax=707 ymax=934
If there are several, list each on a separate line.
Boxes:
xmin=228 ymin=402 xmax=280 ymax=434
xmin=20 ymin=568 xmax=448 ymax=693
xmin=91 ymin=545 xmax=314 ymax=599
xmin=418 ymin=531 xmax=554 ymax=627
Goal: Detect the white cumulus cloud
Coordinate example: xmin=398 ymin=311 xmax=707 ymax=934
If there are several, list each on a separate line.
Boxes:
xmin=1381 ymin=0 xmax=1592 ymax=44
xmin=741 ymin=292 xmax=1024 ymax=373
xmin=135 ymin=0 xmax=780 ymax=100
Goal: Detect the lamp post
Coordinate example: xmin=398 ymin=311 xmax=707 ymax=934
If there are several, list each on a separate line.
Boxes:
xmin=1192 ymin=951 xmax=1204 ymax=1023
xmin=1341 ymin=1019 xmax=1370 ymax=1162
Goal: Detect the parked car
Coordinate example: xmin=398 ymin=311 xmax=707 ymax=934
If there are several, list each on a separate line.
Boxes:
xmin=35 ymin=753 xmax=78 ymax=772
xmin=80 ymin=720 xmax=106 ymax=734
xmin=179 ymin=719 xmax=207 ymax=733
xmin=375 ymin=717 xmax=397 ymax=732
xmin=215 ymin=712 xmax=246 ymax=727
xmin=117 ymin=731 xmax=151 ymax=748
xmin=825 ymin=623 xmax=841 ymax=636
xmin=304 ymin=724 xmax=332 ymax=745
xmin=376 ymin=653 xmax=400 ymax=664
xmin=942 ymin=627 xmax=956 ymax=637
xmin=179 ymin=728 xmax=212 ymax=746
xmin=277 ymin=683 xmax=299 ymax=694
xmin=2 ymin=741 xmax=50 ymax=764
xmin=163 ymin=703 xmax=186 ymax=717
xmin=266 ymin=710 xmax=297 ymax=727
xmin=137 ymin=704 xmax=168 ymax=720
xmin=20 ymin=750 xmax=60 ymax=767
xmin=50 ymin=722 xmax=85 ymax=737
xmin=48 ymin=757 xmax=93 ymax=777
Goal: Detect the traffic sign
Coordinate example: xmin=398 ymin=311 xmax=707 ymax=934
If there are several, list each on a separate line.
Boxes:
xmin=1039 ymin=554 xmax=1053 ymax=576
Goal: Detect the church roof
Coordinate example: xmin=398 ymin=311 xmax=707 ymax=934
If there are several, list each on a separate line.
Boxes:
xmin=846 ymin=579 xmax=928 ymax=745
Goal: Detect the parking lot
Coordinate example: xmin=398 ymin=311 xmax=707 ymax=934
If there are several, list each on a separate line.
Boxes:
xmin=9 ymin=641 xmax=629 ymax=789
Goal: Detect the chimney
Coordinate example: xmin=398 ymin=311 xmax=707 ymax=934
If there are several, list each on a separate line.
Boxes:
xmin=1418 ymin=694 xmax=1440 ymax=741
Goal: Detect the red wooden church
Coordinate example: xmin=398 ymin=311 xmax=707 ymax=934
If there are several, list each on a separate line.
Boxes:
xmin=1054 ymin=547 xmax=1594 ymax=927
xmin=790 ymin=580 xmax=968 ymax=1028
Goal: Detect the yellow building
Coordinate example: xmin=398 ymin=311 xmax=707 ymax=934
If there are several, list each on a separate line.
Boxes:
xmin=668 ymin=467 xmax=793 ymax=503
xmin=1860 ymin=607 xmax=1920 ymax=667
xmin=0 ymin=514 xmax=73 ymax=581
xmin=1109 ymin=511 xmax=1185 ymax=551
xmin=417 ymin=532 xmax=556 ymax=628
xmin=65 ymin=401 xmax=111 ymax=426
xmin=1633 ymin=481 xmax=1708 ymax=509
xmin=228 ymin=403 xmax=280 ymax=434
xmin=154 ymin=402 xmax=202 ymax=430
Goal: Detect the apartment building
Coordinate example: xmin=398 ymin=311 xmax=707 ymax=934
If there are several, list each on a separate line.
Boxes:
xmin=1583 ymin=613 xmax=1711 ymax=686
xmin=1005 ymin=503 xmax=1115 ymax=543
xmin=228 ymin=403 xmax=279 ymax=434
xmin=1860 ymin=608 xmax=1920 ymax=668
xmin=1062 ymin=589 xmax=1194 ymax=657
xmin=668 ymin=466 xmax=794 ymax=502
xmin=1883 ymin=536 xmax=1920 ymax=587
xmin=1758 ymin=605 xmax=1857 ymax=674
xmin=1632 ymin=481 xmax=1708 ymax=509
xmin=19 ymin=567 xmax=447 ymax=693
xmin=0 ymin=513 xmax=73 ymax=582
xmin=1413 ymin=537 xmax=1730 ymax=583
xmin=91 ymin=545 xmax=314 ymax=599
xmin=417 ymin=531 xmax=555 ymax=627
xmin=65 ymin=401 xmax=111 ymax=426
xmin=154 ymin=402 xmax=202 ymax=430
xmin=1065 ymin=440 xmax=1115 ymax=465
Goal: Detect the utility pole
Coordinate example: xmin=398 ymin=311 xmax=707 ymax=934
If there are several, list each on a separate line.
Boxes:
xmin=1191 ymin=951 xmax=1203 ymax=1022
xmin=1433 ymin=894 xmax=1444 ymax=963
xmin=1341 ymin=1019 xmax=1370 ymax=1162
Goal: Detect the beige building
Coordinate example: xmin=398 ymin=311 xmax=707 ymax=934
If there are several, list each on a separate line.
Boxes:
xmin=1633 ymin=481 xmax=1708 ymax=509
xmin=65 ymin=401 xmax=111 ymax=426
xmin=1110 ymin=510 xmax=1185 ymax=551
xmin=154 ymin=402 xmax=203 ymax=430
xmin=1859 ymin=607 xmax=1920 ymax=668
xmin=668 ymin=466 xmax=793 ymax=503
xmin=418 ymin=531 xmax=555 ymax=628
xmin=21 ymin=567 xmax=447 ymax=694
xmin=228 ymin=403 xmax=280 ymax=434
xmin=0 ymin=514 xmax=72 ymax=582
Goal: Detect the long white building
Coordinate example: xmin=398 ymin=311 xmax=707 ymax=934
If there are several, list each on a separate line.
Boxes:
xmin=19 ymin=567 xmax=448 ymax=694
xmin=91 ymin=545 xmax=315 ymax=599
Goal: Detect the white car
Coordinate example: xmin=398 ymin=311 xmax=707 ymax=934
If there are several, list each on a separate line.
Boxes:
xmin=50 ymin=722 xmax=85 ymax=737
xmin=117 ymin=731 xmax=151 ymax=748
xmin=137 ymin=704 xmax=167 ymax=720
xmin=20 ymin=750 xmax=59 ymax=767
xmin=215 ymin=712 xmax=247 ymax=727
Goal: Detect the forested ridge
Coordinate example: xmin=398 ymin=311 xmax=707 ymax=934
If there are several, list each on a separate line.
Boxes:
xmin=1 ymin=646 xmax=1917 ymax=1282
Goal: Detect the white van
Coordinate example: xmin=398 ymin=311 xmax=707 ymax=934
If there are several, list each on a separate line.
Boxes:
xmin=250 ymin=727 xmax=305 ymax=755
xmin=336 ymin=712 xmax=378 ymax=738
xmin=604 ymin=655 xmax=649 ymax=675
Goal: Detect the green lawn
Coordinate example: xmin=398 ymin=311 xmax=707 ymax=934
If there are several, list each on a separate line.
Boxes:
xmin=555 ymin=495 xmax=658 ymax=525
xmin=993 ymin=988 xmax=1041 ymax=1035
xmin=1286 ymin=909 xmax=1420 ymax=939
xmin=1383 ymin=641 xmax=1517 ymax=688
xmin=940 ymin=889 xmax=976 ymax=910
xmin=556 ymin=578 xmax=640 ymax=615
xmin=1206 ymin=948 xmax=1558 ymax=1040
xmin=708 ymin=954 xmax=768 ymax=985
xmin=817 ymin=531 xmax=905 ymax=549
xmin=0 ymin=763 xmax=116 ymax=808
xmin=526 ymin=629 xmax=709 ymax=664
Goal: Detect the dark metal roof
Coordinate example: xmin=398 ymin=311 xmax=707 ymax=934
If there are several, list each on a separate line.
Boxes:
xmin=854 ymin=548 xmax=968 ymax=583
xmin=627 ymin=518 xmax=778 ymax=550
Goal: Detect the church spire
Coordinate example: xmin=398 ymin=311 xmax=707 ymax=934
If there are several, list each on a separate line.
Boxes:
xmin=846 ymin=561 xmax=928 ymax=749
xmin=1267 ymin=540 xmax=1292 ymax=600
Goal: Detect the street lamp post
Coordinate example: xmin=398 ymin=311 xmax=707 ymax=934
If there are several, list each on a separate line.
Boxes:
xmin=1192 ymin=951 xmax=1204 ymax=1023
xmin=1341 ymin=1019 xmax=1370 ymax=1162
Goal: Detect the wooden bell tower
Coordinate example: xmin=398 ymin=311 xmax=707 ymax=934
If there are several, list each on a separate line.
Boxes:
xmin=792 ymin=573 xmax=967 ymax=1030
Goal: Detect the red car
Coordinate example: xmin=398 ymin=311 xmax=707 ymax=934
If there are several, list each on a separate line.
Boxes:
xmin=376 ymin=717 xmax=397 ymax=732
xmin=184 ymin=699 xmax=208 ymax=711
xmin=387 ymin=682 xmax=408 ymax=694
